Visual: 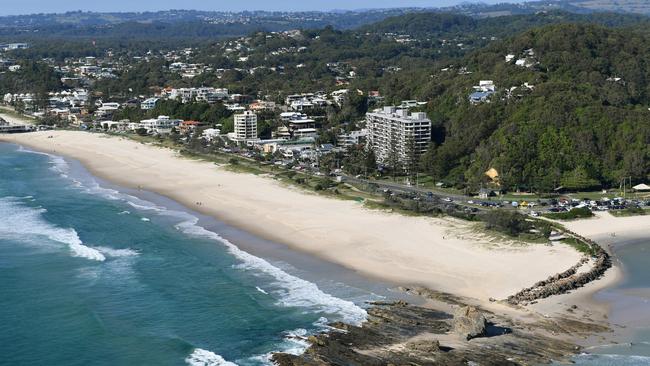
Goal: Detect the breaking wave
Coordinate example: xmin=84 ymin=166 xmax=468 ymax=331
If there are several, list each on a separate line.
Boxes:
xmin=175 ymin=215 xmax=367 ymax=325
xmin=185 ymin=348 xmax=237 ymax=366
xmin=95 ymin=246 xmax=139 ymax=258
xmin=13 ymin=145 xmax=368 ymax=358
xmin=0 ymin=197 xmax=105 ymax=261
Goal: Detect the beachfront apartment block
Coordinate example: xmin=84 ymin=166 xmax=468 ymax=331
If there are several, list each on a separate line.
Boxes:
xmin=366 ymin=107 xmax=431 ymax=167
xmin=233 ymin=111 xmax=258 ymax=141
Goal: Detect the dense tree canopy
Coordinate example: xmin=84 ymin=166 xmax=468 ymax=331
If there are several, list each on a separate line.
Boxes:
xmin=415 ymin=23 xmax=650 ymax=191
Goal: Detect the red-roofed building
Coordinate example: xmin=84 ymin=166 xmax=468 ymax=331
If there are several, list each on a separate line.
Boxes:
xmin=179 ymin=120 xmax=207 ymax=134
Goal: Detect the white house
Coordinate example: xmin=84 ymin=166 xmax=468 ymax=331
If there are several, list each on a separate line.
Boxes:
xmin=141 ymin=98 xmax=159 ymax=110
xmin=139 ymin=115 xmax=181 ymax=135
xmin=201 ymin=128 xmax=221 ymax=142
xmin=94 ymin=102 xmax=120 ymax=118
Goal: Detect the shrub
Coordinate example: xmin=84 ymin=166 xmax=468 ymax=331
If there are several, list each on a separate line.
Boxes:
xmin=544 ymin=207 xmax=593 ymax=220
xmin=482 ymin=210 xmax=531 ymax=236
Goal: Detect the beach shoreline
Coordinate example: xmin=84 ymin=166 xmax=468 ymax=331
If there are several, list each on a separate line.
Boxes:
xmin=1 ymin=128 xmax=643 ymax=345
xmin=67 ymin=154 xmax=416 ymax=305
xmin=0 ymin=130 xmax=588 ymax=302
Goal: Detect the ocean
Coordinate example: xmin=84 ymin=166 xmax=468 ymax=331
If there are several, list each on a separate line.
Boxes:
xmin=0 ymin=142 xmax=389 ymax=365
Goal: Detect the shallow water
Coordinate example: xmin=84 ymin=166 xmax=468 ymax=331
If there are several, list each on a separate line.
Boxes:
xmin=0 ymin=142 xmax=389 ymax=365
xmin=571 ymin=237 xmax=650 ymax=365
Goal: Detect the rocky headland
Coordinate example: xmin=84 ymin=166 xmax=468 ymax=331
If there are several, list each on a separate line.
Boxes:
xmin=272 ymin=286 xmax=610 ymax=366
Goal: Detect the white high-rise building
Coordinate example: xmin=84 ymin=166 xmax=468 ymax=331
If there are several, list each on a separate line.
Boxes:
xmin=366 ymin=107 xmax=431 ymax=168
xmin=233 ymin=111 xmax=258 ymax=141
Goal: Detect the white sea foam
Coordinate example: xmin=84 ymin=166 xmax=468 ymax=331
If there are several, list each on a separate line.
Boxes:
xmin=185 ymin=348 xmax=238 ymax=366
xmin=247 ymin=328 xmax=311 ymax=363
xmin=281 ymin=328 xmax=310 ymax=355
xmin=14 ymin=146 xmax=368 ymax=353
xmin=175 ymin=216 xmax=367 ymax=325
xmin=17 ymin=146 xmax=70 ymax=176
xmin=141 ymin=217 xmax=151 ymax=222
xmin=0 ymin=197 xmax=105 ymax=261
xmin=127 ymin=200 xmax=164 ymax=212
xmin=82 ymin=181 xmax=121 ymax=200
xmin=95 ymin=246 xmax=139 ymax=258
xmin=17 ymin=145 xmax=130 ymax=201
xmin=255 ymin=286 xmax=269 ymax=295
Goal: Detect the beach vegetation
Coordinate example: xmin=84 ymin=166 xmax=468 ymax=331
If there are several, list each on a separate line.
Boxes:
xmin=609 ymin=206 xmax=648 ymax=217
xmin=543 ymin=207 xmax=594 ymax=220
xmin=482 ymin=210 xmax=531 ymax=236
xmin=562 ymin=237 xmax=596 ymax=255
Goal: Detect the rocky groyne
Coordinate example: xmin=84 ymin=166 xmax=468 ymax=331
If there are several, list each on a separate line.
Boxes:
xmin=506 ymin=231 xmax=612 ymax=305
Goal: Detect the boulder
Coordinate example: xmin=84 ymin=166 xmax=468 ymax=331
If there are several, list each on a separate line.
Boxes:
xmin=453 ymin=306 xmax=487 ymax=340
xmin=407 ymin=339 xmax=441 ymax=353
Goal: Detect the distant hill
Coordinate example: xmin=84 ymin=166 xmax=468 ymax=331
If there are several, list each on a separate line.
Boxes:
xmin=0 ymin=9 xmax=421 ymax=33
xmin=360 ymin=9 xmax=650 ymax=43
xmin=440 ymin=0 xmax=650 ymax=17
xmin=1 ymin=3 xmax=649 ymax=42
xmin=564 ymin=0 xmax=650 ymax=15
xmin=0 ymin=9 xmax=432 ymax=42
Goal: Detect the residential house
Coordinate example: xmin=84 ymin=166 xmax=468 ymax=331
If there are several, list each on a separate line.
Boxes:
xmin=141 ymin=98 xmax=159 ymax=110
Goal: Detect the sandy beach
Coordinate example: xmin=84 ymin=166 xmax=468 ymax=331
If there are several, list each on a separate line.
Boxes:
xmin=564 ymin=211 xmax=650 ymax=243
xmin=0 ymin=129 xmax=589 ymax=303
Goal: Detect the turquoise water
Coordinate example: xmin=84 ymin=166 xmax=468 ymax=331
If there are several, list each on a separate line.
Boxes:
xmin=0 ymin=143 xmax=375 ymax=365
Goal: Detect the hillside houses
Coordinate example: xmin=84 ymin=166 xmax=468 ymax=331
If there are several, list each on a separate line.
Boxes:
xmin=506 ymin=48 xmax=539 ymax=69
xmin=141 ymin=98 xmax=160 ymax=110
xmin=469 ymin=80 xmax=496 ymax=104
xmin=276 ymin=113 xmax=319 ymax=139
xmin=165 ymin=87 xmax=229 ymax=104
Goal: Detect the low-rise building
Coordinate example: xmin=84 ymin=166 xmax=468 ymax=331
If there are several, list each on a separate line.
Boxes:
xmin=138 ymin=115 xmax=181 ymax=135
xmin=141 ymin=98 xmax=159 ymax=110
xmin=94 ymin=102 xmax=120 ymax=119
xmin=202 ymin=128 xmax=221 ymax=142
xmin=178 ymin=120 xmax=207 ymax=134
xmin=337 ymin=129 xmax=367 ymax=148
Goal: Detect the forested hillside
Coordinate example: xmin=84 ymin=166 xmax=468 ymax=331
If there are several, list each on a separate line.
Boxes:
xmin=414 ymin=24 xmax=650 ymax=191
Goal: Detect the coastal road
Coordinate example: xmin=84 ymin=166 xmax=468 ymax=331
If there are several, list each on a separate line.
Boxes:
xmin=340 ymin=175 xmax=477 ymax=202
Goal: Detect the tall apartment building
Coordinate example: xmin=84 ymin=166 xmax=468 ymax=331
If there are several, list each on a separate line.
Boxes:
xmin=366 ymin=107 xmax=431 ymax=168
xmin=233 ymin=111 xmax=258 ymax=141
